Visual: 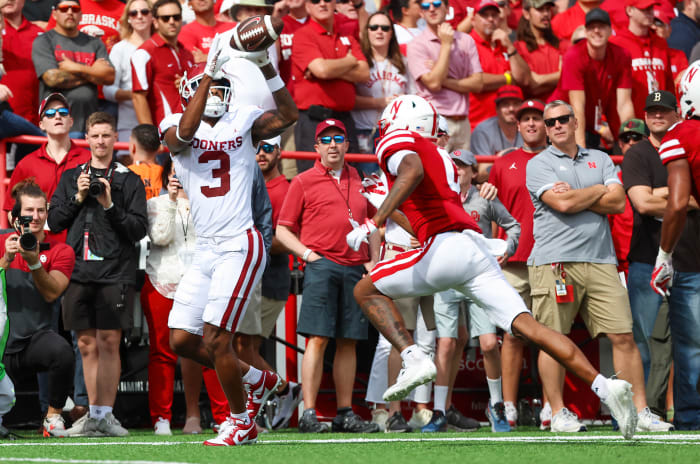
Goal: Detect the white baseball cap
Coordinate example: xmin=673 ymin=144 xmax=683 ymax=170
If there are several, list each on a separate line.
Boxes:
xmin=261 ymin=135 xmax=281 ymax=146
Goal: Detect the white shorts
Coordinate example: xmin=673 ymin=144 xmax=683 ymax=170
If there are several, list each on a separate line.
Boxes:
xmin=168 ymin=229 xmax=267 ymax=335
xmin=370 ymin=230 xmax=529 ymax=334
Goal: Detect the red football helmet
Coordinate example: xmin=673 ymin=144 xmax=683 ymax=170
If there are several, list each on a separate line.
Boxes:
xmin=179 ymin=62 xmax=233 ymax=118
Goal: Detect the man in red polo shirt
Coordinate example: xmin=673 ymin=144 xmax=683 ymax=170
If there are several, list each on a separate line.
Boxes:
xmin=610 ymin=0 xmax=675 ymax=118
xmin=468 ymin=0 xmax=530 ymax=129
xmin=1 ymin=0 xmax=43 ymax=125
xmin=551 ymin=0 xmax=601 ymax=40
xmin=179 ymin=0 xmax=235 ymax=63
xmin=3 ymin=94 xmax=90 ymax=217
xmin=555 ymin=8 xmax=635 ymax=148
xmin=291 ymin=0 xmax=369 ymax=172
xmin=488 ymin=98 xmax=545 ymax=428
xmin=277 ymin=119 xmax=380 ymax=434
xmin=131 ymin=0 xmax=194 ymax=126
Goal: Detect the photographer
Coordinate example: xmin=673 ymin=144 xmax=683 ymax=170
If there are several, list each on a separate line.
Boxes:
xmin=48 ymin=112 xmax=148 ymax=437
xmin=1 ymin=180 xmax=75 ymax=437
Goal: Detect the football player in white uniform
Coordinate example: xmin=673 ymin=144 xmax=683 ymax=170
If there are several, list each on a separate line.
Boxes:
xmin=159 ymin=35 xmax=297 ymax=446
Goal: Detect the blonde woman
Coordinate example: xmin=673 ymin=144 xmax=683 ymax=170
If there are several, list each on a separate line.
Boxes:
xmin=103 ymin=0 xmax=155 ymax=141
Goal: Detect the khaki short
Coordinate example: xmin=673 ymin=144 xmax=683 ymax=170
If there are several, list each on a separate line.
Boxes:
xmin=236 ymin=282 xmax=263 ymax=336
xmin=528 ymin=262 xmax=633 ymax=338
xmin=502 ymin=262 xmax=531 ymax=309
xmin=260 ymin=296 xmax=287 ymax=338
xmin=383 ymin=245 xmax=436 ymax=331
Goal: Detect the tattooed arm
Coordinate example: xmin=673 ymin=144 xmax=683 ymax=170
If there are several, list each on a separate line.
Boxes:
xmin=251 ymin=63 xmax=298 ymax=145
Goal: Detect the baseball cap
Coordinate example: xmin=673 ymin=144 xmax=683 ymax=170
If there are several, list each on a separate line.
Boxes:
xmin=315 ymin=119 xmax=347 ymax=139
xmin=54 ymin=0 xmax=80 ymax=6
xmin=653 ymin=4 xmax=675 ymax=25
xmin=450 ymin=149 xmax=477 ymax=166
xmin=625 ymin=0 xmax=659 ymax=9
xmin=619 ymin=118 xmax=647 ymax=137
xmin=644 ymin=90 xmax=677 ymax=111
xmin=585 ymin=8 xmax=611 ymax=27
xmin=476 ymin=0 xmax=500 ymax=14
xmin=529 ymin=0 xmax=555 ymax=8
xmin=437 ymin=116 xmax=449 ymax=136
xmin=220 ymin=0 xmax=272 ymax=16
xmin=261 ymin=135 xmax=281 ymax=146
xmin=515 ymin=98 xmax=545 ymax=119
xmin=495 ymin=85 xmax=524 ymax=105
xmin=38 ymin=92 xmax=70 ymax=117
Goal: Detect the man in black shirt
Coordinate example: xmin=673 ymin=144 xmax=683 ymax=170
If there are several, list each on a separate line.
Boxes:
xmin=622 ymin=90 xmax=700 ymax=427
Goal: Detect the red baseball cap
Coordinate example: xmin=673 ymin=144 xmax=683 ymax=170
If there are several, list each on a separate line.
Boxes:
xmin=625 ymin=0 xmax=660 ymax=9
xmin=654 ymin=4 xmax=675 ymax=24
xmin=516 ymin=99 xmax=545 ymax=119
xmin=315 ymin=119 xmax=347 ymax=139
xmin=495 ymin=85 xmax=524 ymax=105
xmin=38 ymin=92 xmax=70 ymax=117
xmin=477 ymin=0 xmax=500 ymax=14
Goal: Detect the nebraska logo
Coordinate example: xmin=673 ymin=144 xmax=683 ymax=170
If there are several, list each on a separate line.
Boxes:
xmin=389 ymin=99 xmax=403 ymax=118
xmin=588 ymin=161 xmax=597 ymax=169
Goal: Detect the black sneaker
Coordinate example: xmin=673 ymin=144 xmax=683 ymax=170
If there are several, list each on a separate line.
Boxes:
xmin=518 ymin=398 xmax=535 ymax=427
xmin=331 ymin=411 xmax=380 ymax=433
xmin=445 ymin=405 xmax=480 ymax=431
xmin=298 ymin=409 xmax=330 ymax=433
xmin=386 ymin=411 xmax=412 ymax=433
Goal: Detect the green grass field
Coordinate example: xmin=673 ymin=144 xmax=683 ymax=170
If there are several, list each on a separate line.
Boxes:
xmin=1 ymin=427 xmax=699 ymax=464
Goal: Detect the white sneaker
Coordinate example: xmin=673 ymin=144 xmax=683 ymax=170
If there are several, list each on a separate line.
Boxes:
xmin=65 ymin=414 xmax=102 ymax=437
xmin=97 ymin=413 xmax=129 ymax=437
xmin=504 ymin=401 xmax=518 ymax=428
xmin=407 ymin=408 xmax=433 ymax=429
xmin=637 ymin=407 xmax=674 ymax=432
xmin=383 ymin=356 xmax=437 ymax=402
xmin=551 ymin=407 xmax=587 ymax=433
xmin=539 ymin=402 xmax=552 ymax=430
xmin=43 ymin=414 xmax=68 ymax=437
xmin=603 ymin=378 xmax=637 ymax=440
xmin=154 ymin=417 xmax=172 ymax=436
xmin=371 ymin=409 xmax=389 ymax=432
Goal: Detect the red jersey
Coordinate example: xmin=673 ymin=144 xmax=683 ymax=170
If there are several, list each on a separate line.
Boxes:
xmin=2 ymin=232 xmax=75 ymax=276
xmin=375 ymin=130 xmax=480 ymax=243
xmin=445 ymin=0 xmax=479 ymax=31
xmin=669 ymin=48 xmax=689 ymax=91
xmin=608 ymin=170 xmax=633 ymax=275
xmin=488 ymin=148 xmax=536 ymax=263
xmin=179 ymin=20 xmax=235 ymax=57
xmin=265 ymin=174 xmax=290 ymax=228
xmin=468 ymin=29 xmax=510 ymax=128
xmin=131 ymin=34 xmax=194 ymax=126
xmin=291 ymin=17 xmax=366 ymax=111
xmin=610 ymin=29 xmax=675 ymax=118
xmin=2 ymin=17 xmax=43 ymax=124
xmin=47 ymin=0 xmax=124 ymax=52
xmin=4 ymin=142 xmax=91 ymax=211
xmin=659 ymin=119 xmax=700 ymax=202
xmin=279 ymin=14 xmax=309 ymax=96
xmin=514 ymin=40 xmax=563 ymax=101
xmin=556 ymin=40 xmax=633 ymax=138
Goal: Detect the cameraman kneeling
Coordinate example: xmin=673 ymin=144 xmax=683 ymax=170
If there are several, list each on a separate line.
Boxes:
xmin=1 ymin=181 xmax=75 ymax=437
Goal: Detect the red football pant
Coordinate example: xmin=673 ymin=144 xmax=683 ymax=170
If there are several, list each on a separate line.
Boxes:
xmin=141 ymin=275 xmax=230 ymax=425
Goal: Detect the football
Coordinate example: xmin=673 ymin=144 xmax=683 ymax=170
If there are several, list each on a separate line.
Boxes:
xmin=230 ymin=15 xmax=283 ymax=53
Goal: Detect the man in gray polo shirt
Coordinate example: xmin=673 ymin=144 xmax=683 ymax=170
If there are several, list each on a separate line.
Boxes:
xmin=526 ymin=100 xmax=673 ymax=434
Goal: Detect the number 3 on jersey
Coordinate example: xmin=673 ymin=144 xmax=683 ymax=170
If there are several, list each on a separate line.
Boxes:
xmin=199 ymin=150 xmax=230 ymax=197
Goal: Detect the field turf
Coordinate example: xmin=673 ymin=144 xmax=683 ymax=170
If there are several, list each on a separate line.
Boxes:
xmin=1 ymin=427 xmax=699 ymax=464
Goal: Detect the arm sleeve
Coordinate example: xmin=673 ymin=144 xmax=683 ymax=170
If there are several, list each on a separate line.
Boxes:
xmin=463 ymin=34 xmax=483 ymax=76
xmin=621 ymin=147 xmax=650 ymax=191
xmin=131 ymin=48 xmax=152 ymax=92
xmin=103 ymin=173 xmax=148 ymax=242
xmin=277 ymin=177 xmax=304 ymax=233
xmin=491 ymin=198 xmax=521 ymax=256
xmin=252 ymin=168 xmax=273 ymax=253
xmin=46 ymin=244 xmax=76 ymax=279
xmin=559 ymin=48 xmax=584 ymax=92
xmin=526 ymin=156 xmax=557 ymax=200
xmin=147 ymin=197 xmax=177 ymax=246
xmin=406 ymin=38 xmax=432 ymax=82
xmin=601 ymin=154 xmax=621 ymax=186
xmin=32 ymin=33 xmax=58 ymax=81
xmin=47 ymin=169 xmax=82 ymax=233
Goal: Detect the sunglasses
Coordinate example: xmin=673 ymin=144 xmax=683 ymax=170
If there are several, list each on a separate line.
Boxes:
xmin=157 ymin=13 xmax=182 ymax=22
xmin=43 ymin=107 xmax=70 ymax=118
xmin=368 ymin=24 xmax=392 ymax=31
xmin=318 ymin=135 xmax=346 ymax=144
xmin=620 ymin=132 xmax=644 ymax=144
xmin=420 ymin=0 xmax=442 ymax=9
xmin=258 ymin=143 xmax=276 ymax=153
xmin=128 ymin=8 xmax=151 ymax=17
xmin=309 ymin=0 xmax=333 ymax=4
xmin=544 ymin=114 xmax=573 ymax=127
xmin=55 ymin=3 xmax=81 ymax=13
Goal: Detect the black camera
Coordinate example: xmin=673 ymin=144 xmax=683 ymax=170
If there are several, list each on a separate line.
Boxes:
xmin=18 ymin=215 xmax=37 ymax=250
xmin=89 ymin=173 xmax=105 ymax=198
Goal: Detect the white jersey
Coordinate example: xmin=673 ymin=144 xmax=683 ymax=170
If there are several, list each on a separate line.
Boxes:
xmin=160 ymin=105 xmax=264 ymax=238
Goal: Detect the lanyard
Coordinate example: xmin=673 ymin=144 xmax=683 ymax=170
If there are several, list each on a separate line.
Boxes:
xmin=327 ymin=167 xmax=353 ymax=220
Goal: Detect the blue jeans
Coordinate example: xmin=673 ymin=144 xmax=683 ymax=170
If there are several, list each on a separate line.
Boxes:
xmin=628 ymin=261 xmax=700 ymax=429
xmin=0 ymin=110 xmax=44 ymax=140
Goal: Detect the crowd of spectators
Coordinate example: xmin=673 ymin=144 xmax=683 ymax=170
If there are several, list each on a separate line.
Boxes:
xmin=0 ymin=0 xmax=699 ymax=439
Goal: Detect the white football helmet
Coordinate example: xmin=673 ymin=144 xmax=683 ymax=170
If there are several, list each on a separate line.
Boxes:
xmin=378 ymin=95 xmax=440 ymax=139
xmin=179 ymin=62 xmax=233 ymax=118
xmin=679 ymin=60 xmax=700 ymax=120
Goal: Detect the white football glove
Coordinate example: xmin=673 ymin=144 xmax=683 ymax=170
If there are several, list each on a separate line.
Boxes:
xmin=244 ymin=50 xmax=271 ymax=68
xmin=361 ymin=172 xmax=388 ymax=209
xmin=346 ymin=218 xmax=378 ymax=251
xmin=204 ymin=33 xmax=230 ymax=79
xmin=650 ymin=249 xmax=673 ymax=297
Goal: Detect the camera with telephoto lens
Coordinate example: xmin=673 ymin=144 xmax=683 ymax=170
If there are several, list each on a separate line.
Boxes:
xmin=89 ymin=173 xmax=106 ymax=197
xmin=18 ymin=215 xmax=38 ymax=250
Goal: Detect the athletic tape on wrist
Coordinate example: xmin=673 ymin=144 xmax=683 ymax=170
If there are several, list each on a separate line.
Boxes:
xmin=267 ymin=75 xmax=285 ymax=92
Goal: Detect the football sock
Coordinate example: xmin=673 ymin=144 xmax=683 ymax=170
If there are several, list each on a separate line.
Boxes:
xmin=242 ymin=366 xmax=263 ymax=385
xmin=400 ymin=344 xmax=421 ymax=362
xmin=337 ymin=407 xmax=352 ymax=416
xmin=90 ymin=406 xmax=105 ymax=420
xmin=433 ymin=385 xmax=448 ymax=413
xmin=486 ymin=377 xmax=503 ymax=406
xmin=591 ymin=374 xmax=609 ymax=401
xmin=231 ymin=411 xmax=249 ymax=424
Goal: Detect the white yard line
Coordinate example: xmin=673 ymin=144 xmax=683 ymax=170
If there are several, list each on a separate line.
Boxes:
xmin=0 ymin=459 xmax=191 ymax=464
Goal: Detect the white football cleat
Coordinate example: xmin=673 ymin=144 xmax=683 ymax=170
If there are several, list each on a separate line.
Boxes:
xmin=603 ymin=378 xmax=637 ymax=440
xmin=382 ymin=357 xmax=436 ymax=402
